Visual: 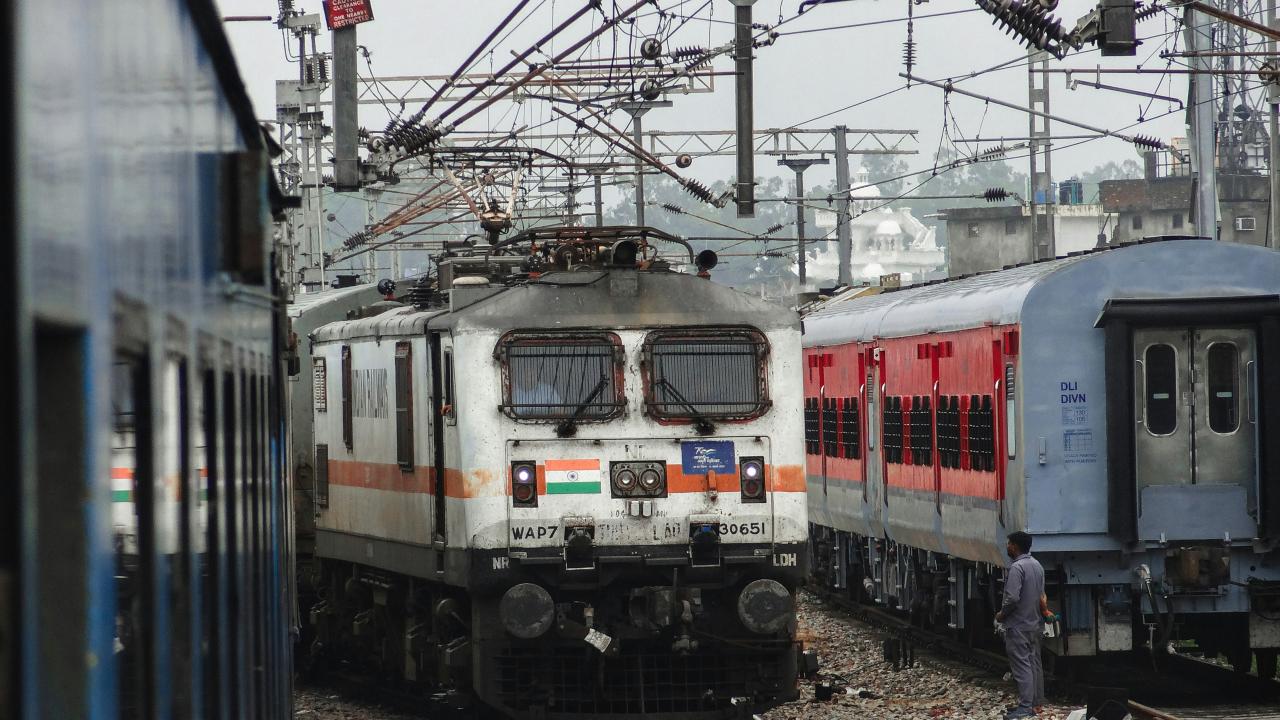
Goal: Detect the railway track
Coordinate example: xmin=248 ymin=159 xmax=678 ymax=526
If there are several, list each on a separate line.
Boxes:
xmin=808 ymin=585 xmax=1280 ymax=718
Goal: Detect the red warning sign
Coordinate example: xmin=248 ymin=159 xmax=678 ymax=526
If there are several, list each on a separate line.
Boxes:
xmin=323 ymin=0 xmax=374 ymax=30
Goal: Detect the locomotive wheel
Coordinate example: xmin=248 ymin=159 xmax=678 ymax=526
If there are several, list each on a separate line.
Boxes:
xmin=1228 ymin=648 xmax=1253 ymax=674
xmin=1256 ymin=649 xmax=1278 ymax=680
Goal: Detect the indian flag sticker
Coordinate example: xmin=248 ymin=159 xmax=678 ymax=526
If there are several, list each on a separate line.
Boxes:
xmin=545 ymin=459 xmax=601 ymax=495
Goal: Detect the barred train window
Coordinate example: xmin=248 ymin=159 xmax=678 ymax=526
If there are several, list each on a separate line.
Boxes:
xmin=804 ymin=398 xmax=821 ymax=455
xmin=644 ymin=329 xmax=769 ymax=420
xmin=822 ymin=398 xmax=839 ymax=456
xmin=499 ymin=333 xmax=623 ymax=420
xmin=839 ymin=397 xmax=860 ymax=459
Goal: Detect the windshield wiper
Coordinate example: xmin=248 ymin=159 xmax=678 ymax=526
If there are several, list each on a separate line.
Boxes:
xmin=655 ymin=379 xmax=715 ymax=436
xmin=555 ymin=376 xmax=610 ymax=438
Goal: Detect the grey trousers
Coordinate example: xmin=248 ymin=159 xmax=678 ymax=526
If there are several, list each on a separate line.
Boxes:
xmin=1004 ymin=626 xmax=1045 ymax=709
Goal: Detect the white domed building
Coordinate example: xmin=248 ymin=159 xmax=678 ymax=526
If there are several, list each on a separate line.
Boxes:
xmin=808 ymin=168 xmax=946 ymax=287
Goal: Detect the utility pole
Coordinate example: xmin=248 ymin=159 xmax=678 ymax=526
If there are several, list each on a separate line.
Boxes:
xmin=365 ymin=187 xmax=381 ymax=281
xmin=779 ymin=157 xmax=829 ymax=286
xmin=834 ymin=125 xmax=853 ymax=286
xmin=593 ymin=173 xmax=605 ymax=226
xmin=1270 ymin=0 xmax=1279 ymax=248
xmin=620 ymin=100 xmax=671 ymax=226
xmin=1189 ymin=4 xmax=1220 ymax=238
xmin=733 ymin=0 xmax=757 ymax=217
xmin=332 ymin=23 xmax=360 ymax=191
xmin=1027 ymin=49 xmax=1057 ymax=259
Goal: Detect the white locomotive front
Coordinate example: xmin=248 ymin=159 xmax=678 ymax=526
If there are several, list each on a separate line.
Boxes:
xmin=304 ymin=227 xmax=807 ymax=718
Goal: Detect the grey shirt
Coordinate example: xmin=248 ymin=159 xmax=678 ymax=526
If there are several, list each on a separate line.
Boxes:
xmin=1000 ymin=552 xmax=1045 ymax=631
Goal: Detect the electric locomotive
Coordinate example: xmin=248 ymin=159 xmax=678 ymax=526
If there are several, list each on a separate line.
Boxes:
xmin=803 ymin=238 xmax=1280 ymax=678
xmin=302 ymin=226 xmax=807 ymax=718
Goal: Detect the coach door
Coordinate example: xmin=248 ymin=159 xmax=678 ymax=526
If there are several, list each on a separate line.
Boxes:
xmin=1133 ymin=327 xmax=1258 ymax=537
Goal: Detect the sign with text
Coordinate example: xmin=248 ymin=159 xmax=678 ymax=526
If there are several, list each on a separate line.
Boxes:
xmin=323 ymin=0 xmax=373 ymax=30
xmin=681 ymin=440 xmax=735 ymax=474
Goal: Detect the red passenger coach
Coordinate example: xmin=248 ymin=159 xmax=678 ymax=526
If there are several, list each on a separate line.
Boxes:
xmin=803 ymin=239 xmax=1280 ymax=674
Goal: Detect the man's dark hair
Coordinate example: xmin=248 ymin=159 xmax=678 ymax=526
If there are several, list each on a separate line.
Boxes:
xmin=1007 ymin=531 xmax=1033 ymax=554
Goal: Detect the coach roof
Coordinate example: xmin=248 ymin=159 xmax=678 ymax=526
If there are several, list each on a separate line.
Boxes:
xmin=802 ymin=238 xmax=1280 ymax=346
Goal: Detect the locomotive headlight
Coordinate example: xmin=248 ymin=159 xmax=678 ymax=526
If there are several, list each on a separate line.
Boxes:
xmin=613 ymin=468 xmax=638 ymax=494
xmin=639 ymin=468 xmax=663 ymax=494
xmin=740 ymin=456 xmax=766 ymax=503
xmin=511 ymin=461 xmax=537 ymax=508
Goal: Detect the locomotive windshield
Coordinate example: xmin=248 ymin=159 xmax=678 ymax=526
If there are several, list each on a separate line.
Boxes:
xmin=499 ymin=333 xmax=624 ymax=420
xmin=643 ymin=328 xmax=769 ymax=421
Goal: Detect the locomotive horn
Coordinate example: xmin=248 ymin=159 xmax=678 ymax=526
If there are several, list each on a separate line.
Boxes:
xmin=695 ymin=249 xmax=718 ymax=272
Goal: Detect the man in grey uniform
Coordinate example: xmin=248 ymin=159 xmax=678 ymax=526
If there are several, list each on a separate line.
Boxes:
xmin=996 ymin=531 xmax=1046 ymax=719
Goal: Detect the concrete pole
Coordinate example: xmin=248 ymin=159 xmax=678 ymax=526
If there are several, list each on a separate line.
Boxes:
xmin=732 ymin=0 xmax=757 ymax=218
xmin=1270 ymin=0 xmax=1279 ymax=248
xmin=626 ymin=107 xmax=649 ymax=226
xmin=780 ymin=157 xmax=829 ymax=287
xmin=365 ymin=187 xmax=381 ymax=281
xmin=1189 ymin=4 xmax=1220 ymax=238
xmin=593 ymin=174 xmax=605 ymax=227
xmin=834 ymin=126 xmax=853 ymax=286
xmin=332 ymin=25 xmax=360 ymax=191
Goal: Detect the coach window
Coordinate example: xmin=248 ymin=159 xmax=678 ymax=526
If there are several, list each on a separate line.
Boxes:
xmin=1146 ymin=340 xmax=1172 ymax=430
xmin=498 ymin=333 xmax=624 ymax=420
xmin=1144 ymin=344 xmax=1178 ymax=436
xmin=643 ymin=328 xmax=769 ymax=421
xmin=394 ymin=342 xmax=414 ymax=467
xmin=111 ymin=356 xmax=150 ymax=717
xmin=1206 ymin=343 xmax=1239 ymax=433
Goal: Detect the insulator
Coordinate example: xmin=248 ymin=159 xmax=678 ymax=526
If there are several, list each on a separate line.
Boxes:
xmin=681 ymin=179 xmax=715 ymax=205
xmin=976 ymin=144 xmax=1009 ymax=162
xmin=977 ymin=0 xmax=1069 ymax=58
xmin=668 ymin=45 xmax=707 ymax=62
xmin=903 ymin=38 xmax=917 ymax=73
xmin=983 ymin=188 xmax=1010 ymax=202
xmin=660 ymin=202 xmax=684 ymax=214
xmin=764 ymin=223 xmax=784 ymax=235
xmin=1131 ymin=134 xmax=1165 ymax=150
xmin=318 ymin=56 xmax=329 ymax=82
xmin=409 ymin=276 xmax=436 ymax=309
xmin=278 ymin=0 xmax=294 ymax=14
xmin=684 ymin=51 xmax=713 ymax=73
xmin=1135 ymin=1 xmax=1164 ymax=21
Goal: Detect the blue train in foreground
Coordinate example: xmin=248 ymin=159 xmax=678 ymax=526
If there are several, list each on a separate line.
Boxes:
xmin=3 ymin=1 xmax=294 ymax=718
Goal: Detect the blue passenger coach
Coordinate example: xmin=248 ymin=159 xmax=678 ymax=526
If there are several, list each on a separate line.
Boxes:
xmin=4 ymin=1 xmax=294 ymax=718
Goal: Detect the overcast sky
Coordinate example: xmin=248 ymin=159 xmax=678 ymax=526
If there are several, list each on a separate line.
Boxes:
xmin=218 ymin=0 xmax=1203 ymax=206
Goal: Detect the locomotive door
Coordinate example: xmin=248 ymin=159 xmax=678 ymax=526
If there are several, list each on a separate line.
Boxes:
xmin=1133 ymin=327 xmax=1258 ymax=535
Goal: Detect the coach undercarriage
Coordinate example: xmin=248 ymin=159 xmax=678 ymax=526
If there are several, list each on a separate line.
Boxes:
xmin=810 ymin=525 xmax=1280 ymax=679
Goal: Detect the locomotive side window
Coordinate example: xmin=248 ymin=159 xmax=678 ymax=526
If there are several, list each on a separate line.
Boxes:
xmin=840 ymin=397 xmax=861 ymax=459
xmin=499 ymin=333 xmax=623 ymax=420
xmin=804 ymin=398 xmax=820 ymax=455
xmin=1144 ymin=344 xmax=1178 ymax=436
xmin=394 ymin=342 xmax=414 ymax=468
xmin=340 ymin=346 xmax=353 ymax=450
xmin=643 ymin=328 xmax=769 ymax=420
xmin=1206 ymin=343 xmax=1239 ymax=433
